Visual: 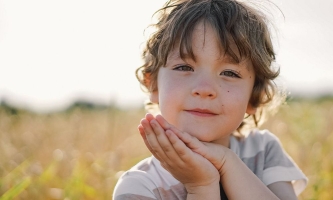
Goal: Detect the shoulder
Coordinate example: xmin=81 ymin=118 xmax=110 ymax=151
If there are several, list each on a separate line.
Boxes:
xmin=231 ymin=129 xmax=308 ymax=196
xmin=248 ymin=129 xmax=283 ymax=156
xmin=245 ymin=129 xmax=293 ymax=167
xmin=113 ymin=156 xmax=158 ymax=199
xmin=113 ymin=156 xmax=185 ymax=200
xmin=245 ymin=129 xmax=280 ymax=144
xmin=230 ymin=129 xmax=279 ymax=158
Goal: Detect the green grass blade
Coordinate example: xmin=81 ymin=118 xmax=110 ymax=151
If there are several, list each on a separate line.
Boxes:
xmin=0 ymin=177 xmax=32 ymax=200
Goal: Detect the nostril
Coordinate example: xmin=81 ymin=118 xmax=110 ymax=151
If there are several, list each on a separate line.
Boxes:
xmin=192 ymin=87 xmax=216 ymax=98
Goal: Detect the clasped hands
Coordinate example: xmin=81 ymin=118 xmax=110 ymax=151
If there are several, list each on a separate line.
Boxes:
xmin=138 ymin=113 xmax=231 ymax=193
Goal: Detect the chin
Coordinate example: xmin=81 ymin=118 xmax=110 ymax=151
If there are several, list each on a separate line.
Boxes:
xmin=182 ymin=127 xmax=216 ymax=142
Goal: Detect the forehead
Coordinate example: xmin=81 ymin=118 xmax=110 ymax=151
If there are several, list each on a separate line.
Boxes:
xmin=167 ymin=47 xmax=240 ymax=65
xmin=167 ymin=22 xmax=246 ymax=65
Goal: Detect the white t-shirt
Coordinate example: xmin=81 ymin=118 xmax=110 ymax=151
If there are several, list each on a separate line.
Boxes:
xmin=113 ymin=129 xmax=308 ymax=200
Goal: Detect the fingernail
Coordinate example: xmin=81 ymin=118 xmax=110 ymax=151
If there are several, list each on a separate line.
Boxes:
xmin=150 ymin=119 xmax=156 ymax=126
xmin=138 ymin=125 xmax=143 ymax=130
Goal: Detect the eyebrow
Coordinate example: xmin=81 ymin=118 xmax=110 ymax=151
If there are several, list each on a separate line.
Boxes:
xmin=221 ymin=54 xmax=239 ymax=64
xmin=167 ymin=48 xmax=241 ymax=65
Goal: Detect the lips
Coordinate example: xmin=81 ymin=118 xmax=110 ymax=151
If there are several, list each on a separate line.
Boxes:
xmin=185 ymin=108 xmax=218 ymax=117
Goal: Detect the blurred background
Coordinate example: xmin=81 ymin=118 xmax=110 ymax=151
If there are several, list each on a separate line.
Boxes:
xmin=0 ymin=0 xmax=332 ymax=199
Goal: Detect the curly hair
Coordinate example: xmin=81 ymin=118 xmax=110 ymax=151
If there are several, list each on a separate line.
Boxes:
xmin=136 ymin=0 xmax=282 ymax=132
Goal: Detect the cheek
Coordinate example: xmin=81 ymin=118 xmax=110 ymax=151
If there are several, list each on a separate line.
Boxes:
xmin=158 ymin=72 xmax=185 ymax=96
xmin=224 ymin=87 xmax=251 ymax=109
xmin=227 ymin=79 xmax=254 ymax=99
xmin=157 ymin=77 xmax=183 ymax=110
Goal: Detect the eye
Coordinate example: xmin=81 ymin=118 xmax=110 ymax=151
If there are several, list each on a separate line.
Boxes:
xmin=173 ymin=65 xmax=194 ymax=72
xmin=220 ymin=70 xmax=241 ymax=78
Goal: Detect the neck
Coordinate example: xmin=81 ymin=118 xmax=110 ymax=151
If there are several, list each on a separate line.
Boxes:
xmin=212 ymin=135 xmax=231 ymax=148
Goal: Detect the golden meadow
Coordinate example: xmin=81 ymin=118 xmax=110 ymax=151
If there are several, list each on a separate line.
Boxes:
xmin=0 ymin=97 xmax=332 ymax=200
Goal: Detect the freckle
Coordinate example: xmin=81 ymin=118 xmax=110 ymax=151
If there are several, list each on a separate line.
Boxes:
xmin=228 ymin=91 xmax=229 ymax=92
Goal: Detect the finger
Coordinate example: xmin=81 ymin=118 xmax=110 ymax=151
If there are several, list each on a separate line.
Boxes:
xmin=169 ymin=127 xmax=213 ymax=160
xmin=138 ymin=124 xmax=144 ymax=138
xmin=165 ymin=129 xmax=195 ymax=163
xmin=138 ymin=125 xmax=154 ymax=154
xmin=145 ymin=113 xmax=155 ymax=122
xmin=154 ymin=115 xmax=209 ymax=162
xmin=149 ymin=119 xmax=180 ymax=161
xmin=140 ymin=118 xmax=166 ymax=160
xmin=140 ymin=118 xmax=156 ymax=137
xmin=170 ymin=127 xmax=202 ymax=150
xmin=155 ymin=114 xmax=173 ymax=130
xmin=154 ymin=115 xmax=205 ymax=153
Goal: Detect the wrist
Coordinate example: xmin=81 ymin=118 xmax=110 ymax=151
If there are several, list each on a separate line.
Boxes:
xmin=185 ymin=181 xmax=220 ymax=200
xmin=219 ymin=148 xmax=237 ymax=176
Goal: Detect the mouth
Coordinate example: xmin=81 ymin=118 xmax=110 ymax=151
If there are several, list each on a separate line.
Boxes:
xmin=185 ymin=108 xmax=218 ymax=117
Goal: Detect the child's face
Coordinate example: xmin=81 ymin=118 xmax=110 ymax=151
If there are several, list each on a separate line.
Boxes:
xmin=151 ymin=22 xmax=256 ymax=145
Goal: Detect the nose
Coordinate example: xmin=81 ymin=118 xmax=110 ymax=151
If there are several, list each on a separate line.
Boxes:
xmin=191 ymin=80 xmax=217 ymax=99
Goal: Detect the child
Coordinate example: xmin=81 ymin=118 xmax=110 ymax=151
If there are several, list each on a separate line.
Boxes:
xmin=113 ymin=0 xmax=307 ymax=199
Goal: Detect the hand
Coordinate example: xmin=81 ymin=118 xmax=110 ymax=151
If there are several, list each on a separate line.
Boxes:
xmin=165 ymin=122 xmax=230 ymax=176
xmin=138 ymin=114 xmax=220 ymax=191
xmin=139 ymin=115 xmax=284 ymax=200
xmin=146 ymin=114 xmax=230 ymax=175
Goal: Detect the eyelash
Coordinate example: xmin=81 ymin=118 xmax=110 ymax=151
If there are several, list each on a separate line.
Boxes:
xmin=173 ymin=65 xmax=241 ymax=78
xmin=220 ymin=70 xmax=241 ymax=78
xmin=173 ymin=65 xmax=194 ymax=71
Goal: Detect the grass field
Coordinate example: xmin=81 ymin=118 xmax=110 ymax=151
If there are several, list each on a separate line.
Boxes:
xmin=0 ymin=98 xmax=332 ymax=199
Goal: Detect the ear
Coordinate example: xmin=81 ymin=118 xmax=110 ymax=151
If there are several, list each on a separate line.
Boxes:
xmin=143 ymin=73 xmax=152 ymax=89
xmin=144 ymin=72 xmax=159 ymax=104
xmin=149 ymin=90 xmax=159 ymax=104
xmin=246 ymin=103 xmax=257 ymax=115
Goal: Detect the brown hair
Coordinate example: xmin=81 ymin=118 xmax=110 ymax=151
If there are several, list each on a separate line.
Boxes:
xmin=136 ymin=0 xmax=282 ymax=131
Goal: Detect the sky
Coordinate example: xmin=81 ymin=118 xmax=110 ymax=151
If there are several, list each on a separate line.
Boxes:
xmin=0 ymin=0 xmax=332 ymax=112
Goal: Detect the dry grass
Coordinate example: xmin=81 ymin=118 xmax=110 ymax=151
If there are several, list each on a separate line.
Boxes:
xmin=261 ymin=99 xmax=333 ymax=200
xmin=0 ymin=99 xmax=332 ymax=199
